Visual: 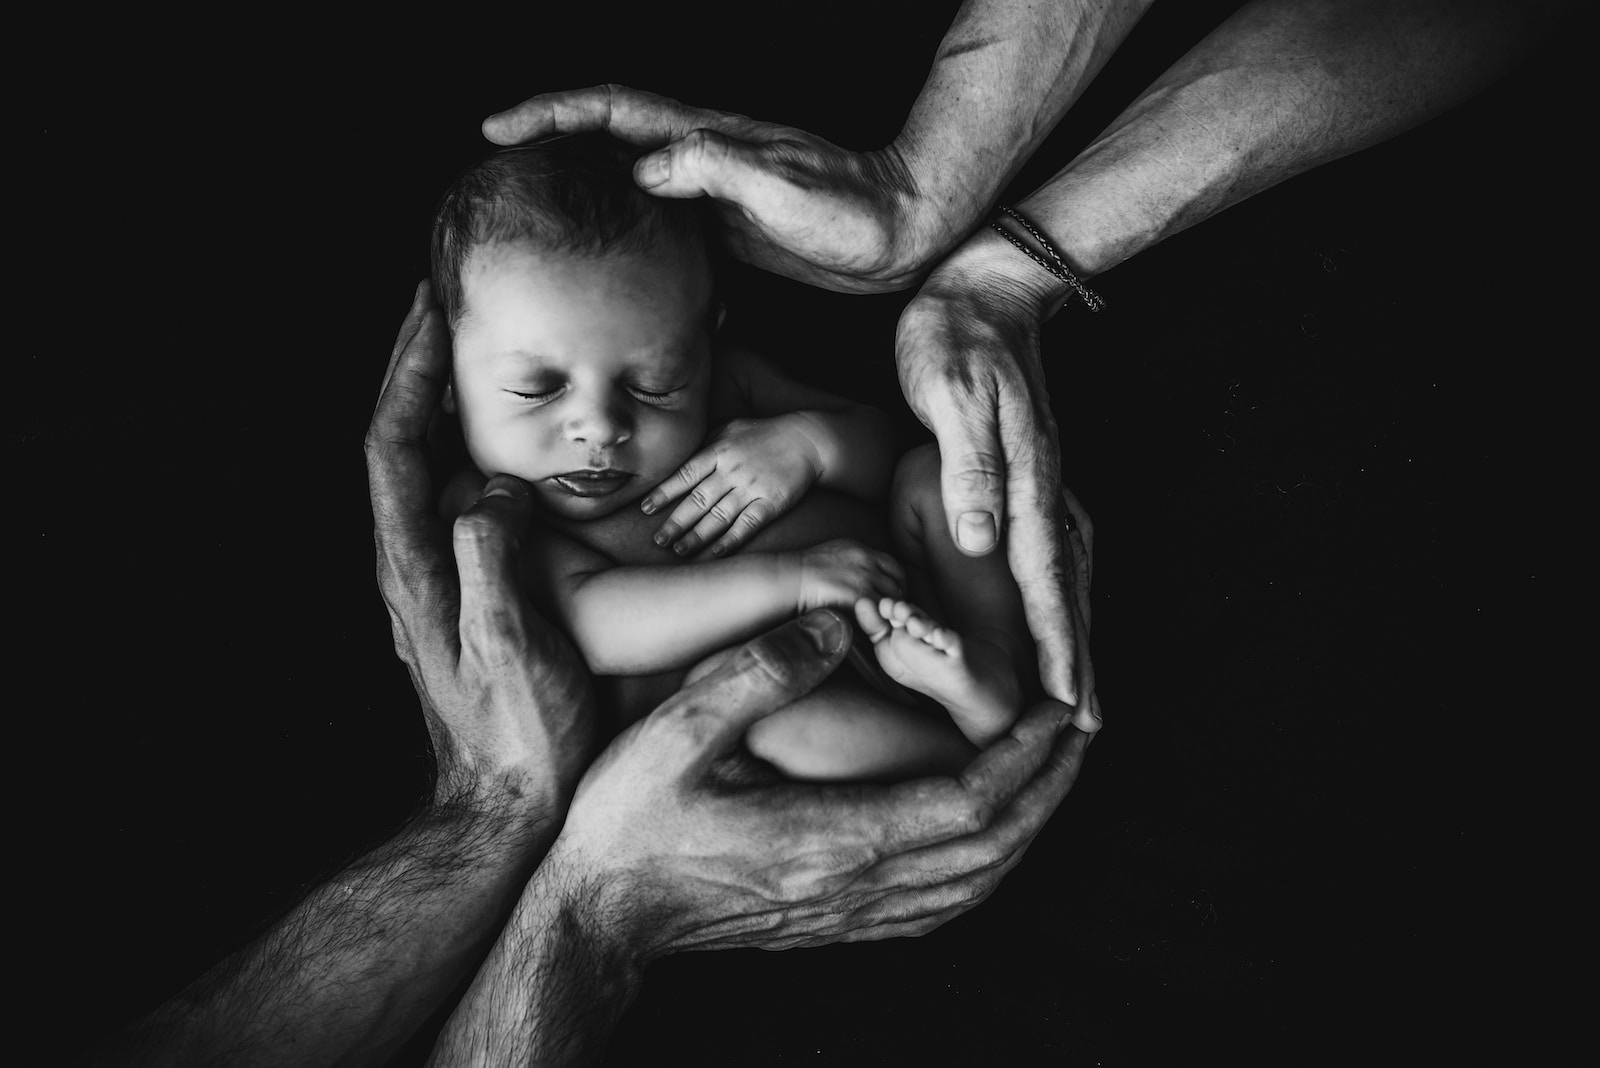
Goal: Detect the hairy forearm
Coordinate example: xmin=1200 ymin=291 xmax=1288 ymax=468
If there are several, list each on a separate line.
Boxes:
xmin=565 ymin=555 xmax=798 ymax=674
xmin=791 ymin=407 xmax=896 ymax=501
xmin=1014 ymin=0 xmax=1559 ymax=288
xmin=893 ymin=0 xmax=1156 ymax=255
xmin=428 ymin=856 xmax=643 ymax=1066
xmin=91 ymin=788 xmax=562 ymax=1067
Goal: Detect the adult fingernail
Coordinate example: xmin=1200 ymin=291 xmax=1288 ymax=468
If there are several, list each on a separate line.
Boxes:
xmin=799 ymin=611 xmax=848 ymax=655
xmin=958 ymin=511 xmax=996 ymax=552
xmin=636 ymin=151 xmax=669 ymax=188
xmin=641 ymin=498 xmax=657 ymax=514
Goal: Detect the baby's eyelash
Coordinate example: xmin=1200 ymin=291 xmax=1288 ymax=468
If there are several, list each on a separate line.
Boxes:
xmin=507 ymin=388 xmax=561 ymax=402
xmin=630 ymin=385 xmax=683 ymax=403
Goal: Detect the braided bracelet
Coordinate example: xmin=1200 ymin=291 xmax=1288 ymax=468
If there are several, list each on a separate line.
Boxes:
xmin=989 ymin=205 xmax=1105 ymax=312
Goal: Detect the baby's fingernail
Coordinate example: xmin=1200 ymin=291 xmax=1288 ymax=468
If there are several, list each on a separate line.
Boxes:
xmin=636 ymin=151 xmax=670 ymax=188
xmin=957 ymin=511 xmax=996 ymax=552
xmin=799 ymin=611 xmax=847 ymax=655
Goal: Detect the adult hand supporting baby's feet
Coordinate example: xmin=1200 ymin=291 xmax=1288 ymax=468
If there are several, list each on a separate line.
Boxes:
xmin=896 ymin=226 xmax=1100 ymax=732
xmin=367 ymin=280 xmax=598 ymax=818
xmin=433 ymin=607 xmax=1096 ymax=1060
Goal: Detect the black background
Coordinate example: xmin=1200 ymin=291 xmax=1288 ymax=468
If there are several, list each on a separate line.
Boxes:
xmin=27 ymin=2 xmax=1576 ymax=1063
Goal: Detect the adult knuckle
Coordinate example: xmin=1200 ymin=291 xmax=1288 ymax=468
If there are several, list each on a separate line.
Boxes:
xmin=680 ymin=127 xmax=726 ymax=167
xmin=951 ymin=463 xmax=1004 ymax=498
xmin=741 ymin=635 xmax=802 ymax=691
xmin=652 ymin=696 xmax=719 ymax=748
xmin=451 ymin=509 xmax=501 ymax=552
xmin=954 ymin=795 xmax=996 ymax=836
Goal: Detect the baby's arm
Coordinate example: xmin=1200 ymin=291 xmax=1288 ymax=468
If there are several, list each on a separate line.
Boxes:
xmin=644 ymin=347 xmax=897 ymax=556
xmin=534 ymin=528 xmax=903 ymax=676
xmin=725 ymin=346 xmax=896 ymax=502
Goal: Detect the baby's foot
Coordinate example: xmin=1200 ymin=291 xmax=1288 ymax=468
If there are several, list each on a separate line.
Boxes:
xmin=854 ymin=597 xmax=1021 ymax=747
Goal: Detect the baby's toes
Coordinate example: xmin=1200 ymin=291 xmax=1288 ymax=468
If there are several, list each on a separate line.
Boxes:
xmin=888 ymin=599 xmax=916 ymax=628
xmin=928 ymin=626 xmax=961 ymax=655
xmin=855 ymin=597 xmax=891 ymax=641
xmin=904 ymin=611 xmax=934 ymax=641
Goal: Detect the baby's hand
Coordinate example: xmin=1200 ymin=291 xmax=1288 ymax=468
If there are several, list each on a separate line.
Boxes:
xmin=796 ymin=539 xmax=904 ymax=613
xmin=643 ymin=415 xmax=826 ymax=557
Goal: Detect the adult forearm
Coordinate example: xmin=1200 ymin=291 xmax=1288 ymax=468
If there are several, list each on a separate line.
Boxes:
xmin=428 ymin=856 xmax=644 ymax=1066
xmin=1013 ymin=0 xmax=1558 ymax=289
xmin=892 ymin=0 xmax=1156 ymax=258
xmin=94 ymin=788 xmax=562 ymax=1066
xmin=566 ymin=555 xmax=798 ymax=674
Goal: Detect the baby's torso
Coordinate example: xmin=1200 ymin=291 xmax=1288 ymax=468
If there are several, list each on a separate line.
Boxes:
xmin=526 ymin=352 xmax=896 ymax=726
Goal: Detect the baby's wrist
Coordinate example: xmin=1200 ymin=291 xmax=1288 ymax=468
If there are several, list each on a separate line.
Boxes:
xmin=781 ymin=411 xmax=830 ymax=484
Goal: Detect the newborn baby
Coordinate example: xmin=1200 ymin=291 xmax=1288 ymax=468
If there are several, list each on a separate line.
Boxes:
xmin=431 ymin=134 xmax=1038 ymax=780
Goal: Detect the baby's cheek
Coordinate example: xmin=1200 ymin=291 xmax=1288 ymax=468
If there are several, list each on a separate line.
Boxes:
xmin=641 ymin=410 xmax=708 ymax=474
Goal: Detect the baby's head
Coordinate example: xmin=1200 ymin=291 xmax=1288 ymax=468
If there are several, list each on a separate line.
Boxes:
xmin=432 ymin=133 xmax=719 ymax=520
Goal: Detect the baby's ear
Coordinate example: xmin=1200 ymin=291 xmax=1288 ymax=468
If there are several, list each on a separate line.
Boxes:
xmin=441 ymin=377 xmax=457 ymax=415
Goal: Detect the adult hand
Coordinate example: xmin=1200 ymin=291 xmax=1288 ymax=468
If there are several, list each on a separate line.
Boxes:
xmin=481 ymin=84 xmax=941 ymax=293
xmin=430 ymin=483 xmax=1097 ymax=1060
xmin=895 ymin=227 xmax=1100 ymax=730
xmin=535 ymin=479 xmax=1096 ymax=957
xmin=366 ymin=280 xmax=597 ymax=810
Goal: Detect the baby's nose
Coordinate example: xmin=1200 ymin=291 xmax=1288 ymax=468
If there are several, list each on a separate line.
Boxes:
xmin=564 ymin=397 xmax=633 ymax=447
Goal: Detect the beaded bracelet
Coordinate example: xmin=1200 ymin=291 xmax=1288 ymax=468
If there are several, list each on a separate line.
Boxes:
xmin=989 ymin=205 xmax=1105 ymax=312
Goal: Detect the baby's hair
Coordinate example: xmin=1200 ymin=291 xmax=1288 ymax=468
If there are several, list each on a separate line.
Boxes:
xmin=431 ymin=132 xmax=712 ymax=329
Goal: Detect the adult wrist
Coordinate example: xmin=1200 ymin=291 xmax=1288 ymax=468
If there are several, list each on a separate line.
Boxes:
xmin=526 ymin=841 xmax=654 ymax=975
xmin=429 ymin=842 xmax=647 ymax=1063
xmin=430 ymin=764 xmax=568 ymax=848
xmin=872 ymin=137 xmax=988 ymax=282
xmin=928 ymin=224 xmax=1077 ymax=326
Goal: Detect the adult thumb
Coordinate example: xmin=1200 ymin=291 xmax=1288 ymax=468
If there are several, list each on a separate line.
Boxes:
xmin=633 ymin=127 xmax=767 ymax=203
xmin=650 ymin=609 xmax=852 ymax=776
xmin=453 ymin=475 xmax=536 ymax=652
xmin=934 ymin=413 xmax=1008 ymax=557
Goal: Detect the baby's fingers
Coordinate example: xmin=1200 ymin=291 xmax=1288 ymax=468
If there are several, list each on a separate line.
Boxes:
xmin=707 ymin=499 xmax=778 ymax=558
xmin=672 ymin=489 xmax=749 ymax=557
xmin=642 ymin=451 xmax=714 ymax=517
xmin=652 ymin=475 xmax=728 ymax=550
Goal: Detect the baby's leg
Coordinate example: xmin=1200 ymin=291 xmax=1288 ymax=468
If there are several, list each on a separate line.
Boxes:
xmin=743 ymin=674 xmax=977 ymax=782
xmin=859 ymin=443 xmax=1034 ymax=746
xmin=688 ymin=643 xmax=976 ymax=782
